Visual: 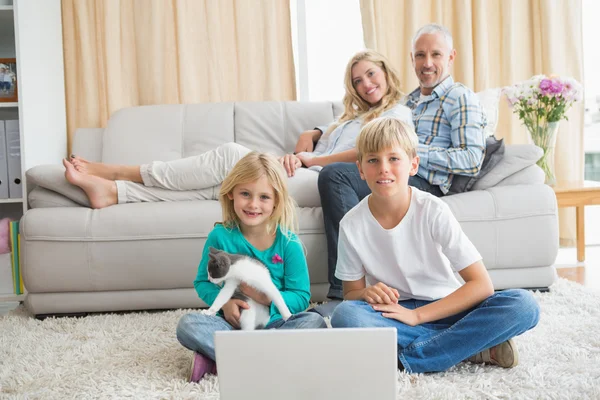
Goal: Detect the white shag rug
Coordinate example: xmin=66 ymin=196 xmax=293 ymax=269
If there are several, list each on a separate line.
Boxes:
xmin=1 ymin=278 xmax=599 ymax=399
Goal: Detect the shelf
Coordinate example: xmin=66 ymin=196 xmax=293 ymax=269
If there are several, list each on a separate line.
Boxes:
xmin=0 ymin=102 xmax=18 ymax=108
xmin=0 ymin=5 xmax=14 ymax=11
xmin=0 ymin=198 xmax=22 ymax=204
xmin=0 ymin=293 xmax=24 ymax=301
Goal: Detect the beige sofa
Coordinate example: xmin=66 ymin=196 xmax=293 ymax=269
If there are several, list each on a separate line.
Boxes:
xmin=22 ymin=101 xmax=558 ymax=317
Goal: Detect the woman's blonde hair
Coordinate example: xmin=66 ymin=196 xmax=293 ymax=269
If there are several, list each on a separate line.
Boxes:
xmin=218 ymin=152 xmax=298 ymax=237
xmin=326 ymin=50 xmax=404 ymax=135
xmin=356 ymin=117 xmax=419 ymax=162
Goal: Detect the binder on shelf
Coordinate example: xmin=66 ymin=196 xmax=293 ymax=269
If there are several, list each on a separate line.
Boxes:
xmin=0 ymin=121 xmax=9 ymax=199
xmin=4 ymin=120 xmax=22 ymax=199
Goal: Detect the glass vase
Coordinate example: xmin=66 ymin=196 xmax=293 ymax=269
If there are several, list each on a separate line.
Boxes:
xmin=526 ymin=121 xmax=559 ymax=186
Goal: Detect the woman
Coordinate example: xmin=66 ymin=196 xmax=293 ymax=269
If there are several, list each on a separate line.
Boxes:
xmin=64 ymin=50 xmax=413 ymax=209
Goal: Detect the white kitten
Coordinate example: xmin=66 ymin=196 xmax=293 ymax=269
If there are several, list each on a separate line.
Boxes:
xmin=205 ymin=247 xmax=292 ymax=330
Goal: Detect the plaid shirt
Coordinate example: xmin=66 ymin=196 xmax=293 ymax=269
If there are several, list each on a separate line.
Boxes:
xmin=405 ymin=76 xmax=486 ymax=194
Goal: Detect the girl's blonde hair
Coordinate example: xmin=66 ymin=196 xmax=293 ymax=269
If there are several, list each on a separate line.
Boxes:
xmin=219 ymin=152 xmax=298 ymax=237
xmin=326 ymin=50 xmax=404 ymax=135
xmin=356 ymin=117 xmax=419 ymax=162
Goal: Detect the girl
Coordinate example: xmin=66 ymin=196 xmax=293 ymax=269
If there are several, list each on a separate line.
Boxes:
xmin=59 ymin=50 xmax=413 ymax=209
xmin=176 ymin=152 xmax=326 ymax=383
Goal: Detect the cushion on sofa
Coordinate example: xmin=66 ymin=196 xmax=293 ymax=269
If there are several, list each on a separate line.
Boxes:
xmin=28 ymin=186 xmax=81 ymax=208
xmin=447 ymin=136 xmax=505 ymax=195
xmin=476 ymin=88 xmax=501 ymax=137
xmin=26 ymin=165 xmax=90 ymax=207
xmin=471 ymin=144 xmax=543 ymax=191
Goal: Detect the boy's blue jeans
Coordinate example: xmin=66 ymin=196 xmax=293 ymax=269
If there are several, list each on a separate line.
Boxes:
xmin=318 ymin=162 xmax=444 ymax=299
xmin=177 ymin=312 xmax=327 ymax=360
xmin=331 ymin=289 xmax=540 ymax=373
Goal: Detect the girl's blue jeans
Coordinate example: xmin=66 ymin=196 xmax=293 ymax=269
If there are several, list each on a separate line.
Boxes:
xmin=330 ymin=289 xmax=540 ymax=373
xmin=177 ymin=311 xmax=327 ymax=361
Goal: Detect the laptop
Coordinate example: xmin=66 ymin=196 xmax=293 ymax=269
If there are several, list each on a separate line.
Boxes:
xmin=215 ymin=327 xmax=398 ymax=400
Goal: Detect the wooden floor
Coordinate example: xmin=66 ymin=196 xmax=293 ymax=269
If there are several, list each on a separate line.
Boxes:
xmin=555 ymin=245 xmax=600 ymax=290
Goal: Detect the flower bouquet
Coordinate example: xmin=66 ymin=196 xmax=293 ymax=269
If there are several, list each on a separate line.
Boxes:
xmin=503 ymin=75 xmax=582 ymax=185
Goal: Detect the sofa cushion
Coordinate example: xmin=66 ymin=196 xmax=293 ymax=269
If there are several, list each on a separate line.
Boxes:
xmin=26 ymin=164 xmax=90 ymax=207
xmin=28 ymin=187 xmax=80 ymax=208
xmin=447 ymin=136 xmax=505 ymax=195
xmin=102 ymin=103 xmax=236 ymax=165
xmin=233 ymin=101 xmax=338 ymax=155
xmin=471 ymin=144 xmax=543 ymax=191
xmin=477 ymin=88 xmax=501 ymax=137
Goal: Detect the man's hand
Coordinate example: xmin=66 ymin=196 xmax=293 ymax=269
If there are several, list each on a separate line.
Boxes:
xmin=278 ymin=154 xmax=303 ymax=177
xmin=222 ymin=299 xmax=250 ymax=329
xmin=362 ymin=282 xmax=400 ymax=304
xmin=240 ymin=283 xmax=272 ymax=307
xmin=294 ymin=131 xmax=317 ymax=154
xmin=372 ymin=303 xmax=420 ymax=326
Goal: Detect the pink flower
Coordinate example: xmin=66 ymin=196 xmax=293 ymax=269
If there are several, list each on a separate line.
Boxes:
xmin=272 ymin=254 xmax=283 ymax=264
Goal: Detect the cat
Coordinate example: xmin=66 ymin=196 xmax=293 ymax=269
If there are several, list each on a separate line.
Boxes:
xmin=205 ymin=247 xmax=292 ymax=330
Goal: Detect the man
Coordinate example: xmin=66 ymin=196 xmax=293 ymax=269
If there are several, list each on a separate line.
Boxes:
xmin=314 ymin=23 xmax=487 ymax=315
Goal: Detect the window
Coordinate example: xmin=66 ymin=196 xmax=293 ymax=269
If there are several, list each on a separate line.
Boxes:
xmin=290 ymin=0 xmax=365 ymax=101
xmin=583 ymin=0 xmax=600 ymax=182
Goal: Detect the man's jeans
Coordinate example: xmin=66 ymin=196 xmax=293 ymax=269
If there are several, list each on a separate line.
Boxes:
xmin=331 ymin=289 xmax=540 ymax=373
xmin=318 ymin=162 xmax=444 ymax=299
xmin=176 ymin=312 xmax=327 ymax=360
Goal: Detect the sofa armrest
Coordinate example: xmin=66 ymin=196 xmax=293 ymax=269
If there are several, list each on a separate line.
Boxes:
xmin=72 ymin=128 xmax=104 ymax=162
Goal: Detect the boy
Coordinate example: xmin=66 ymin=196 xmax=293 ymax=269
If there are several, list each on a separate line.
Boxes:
xmin=330 ymin=117 xmax=540 ymax=373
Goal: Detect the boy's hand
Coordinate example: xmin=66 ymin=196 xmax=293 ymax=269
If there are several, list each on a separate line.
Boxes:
xmin=363 ymin=282 xmax=400 ymax=304
xmin=372 ymin=303 xmax=420 ymax=326
xmin=222 ymin=299 xmax=249 ymax=329
xmin=240 ymin=283 xmax=272 ymax=307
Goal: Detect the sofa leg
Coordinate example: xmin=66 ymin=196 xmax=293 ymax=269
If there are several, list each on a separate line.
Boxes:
xmin=35 ymin=312 xmax=89 ymax=320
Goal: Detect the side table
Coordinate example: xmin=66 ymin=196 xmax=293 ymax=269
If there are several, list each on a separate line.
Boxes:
xmin=553 ymin=180 xmax=600 ymax=262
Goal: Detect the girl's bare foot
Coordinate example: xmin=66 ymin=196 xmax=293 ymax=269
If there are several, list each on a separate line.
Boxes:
xmin=70 ymin=155 xmax=121 ymax=180
xmin=63 ymin=159 xmax=118 ymax=209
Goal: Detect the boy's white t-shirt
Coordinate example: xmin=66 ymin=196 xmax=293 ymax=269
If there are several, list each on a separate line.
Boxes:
xmin=335 ymin=188 xmax=482 ymax=301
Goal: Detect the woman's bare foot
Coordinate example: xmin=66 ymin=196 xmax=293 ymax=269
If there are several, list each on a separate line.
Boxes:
xmin=63 ymin=159 xmax=118 ymax=209
xmin=70 ymin=155 xmax=121 ymax=180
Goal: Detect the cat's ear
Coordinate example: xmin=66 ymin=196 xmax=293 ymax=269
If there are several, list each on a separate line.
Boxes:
xmin=208 ymin=252 xmax=216 ymax=261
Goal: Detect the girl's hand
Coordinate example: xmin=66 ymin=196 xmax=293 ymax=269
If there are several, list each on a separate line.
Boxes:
xmin=362 ymin=282 xmax=400 ymax=304
xmin=294 ymin=131 xmax=316 ymax=153
xmin=240 ymin=283 xmax=272 ymax=307
xmin=372 ymin=303 xmax=420 ymax=327
xmin=278 ymin=154 xmax=302 ymax=177
xmin=222 ymin=299 xmax=250 ymax=329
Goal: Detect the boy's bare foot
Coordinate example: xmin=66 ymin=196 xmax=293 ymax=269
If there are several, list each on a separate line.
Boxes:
xmin=70 ymin=155 xmax=121 ymax=181
xmin=63 ymin=159 xmax=118 ymax=209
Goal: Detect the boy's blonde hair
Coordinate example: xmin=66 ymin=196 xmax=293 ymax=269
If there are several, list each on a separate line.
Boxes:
xmin=219 ymin=152 xmax=298 ymax=236
xmin=325 ymin=50 xmax=404 ymax=135
xmin=356 ymin=117 xmax=419 ymax=162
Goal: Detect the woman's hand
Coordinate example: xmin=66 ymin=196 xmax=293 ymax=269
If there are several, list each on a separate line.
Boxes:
xmin=362 ymin=282 xmax=400 ymax=304
xmin=294 ymin=131 xmax=318 ymax=154
xmin=222 ymin=299 xmax=250 ymax=329
xmin=278 ymin=154 xmax=303 ymax=177
xmin=240 ymin=283 xmax=272 ymax=307
xmin=372 ymin=303 xmax=420 ymax=326
xmin=296 ymin=153 xmax=318 ymax=168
